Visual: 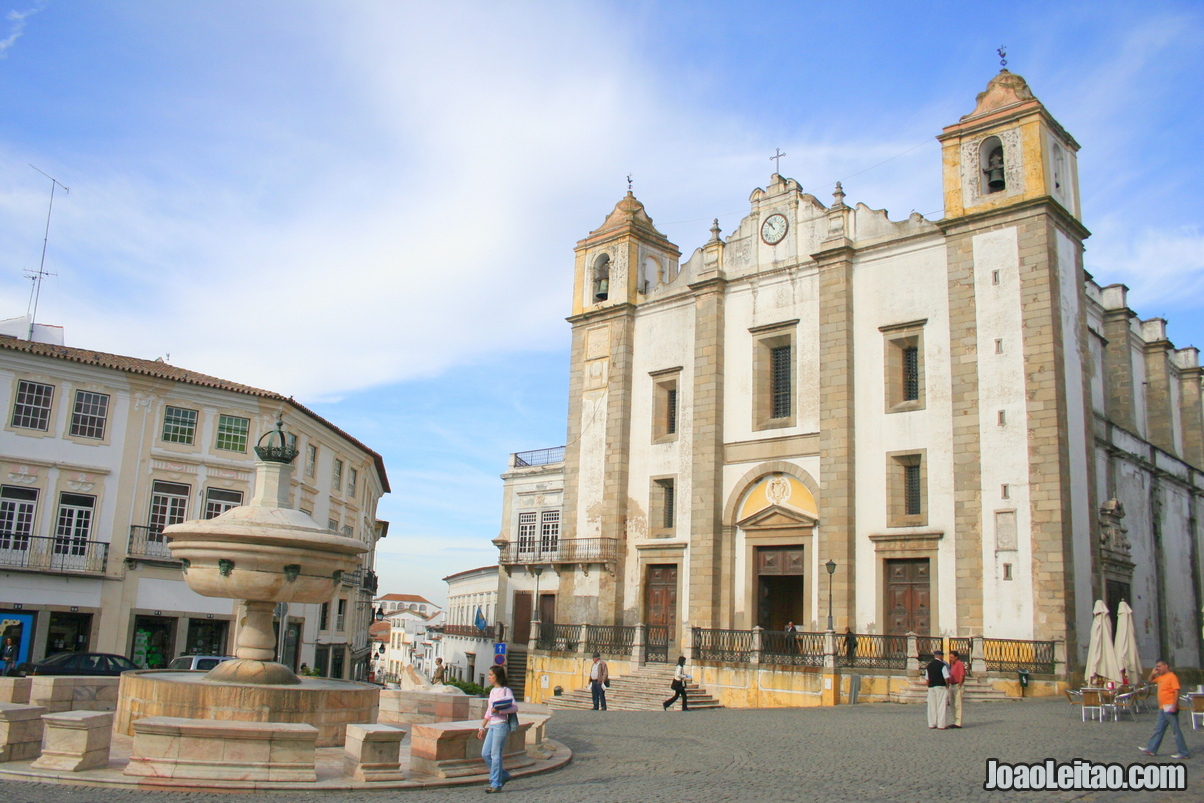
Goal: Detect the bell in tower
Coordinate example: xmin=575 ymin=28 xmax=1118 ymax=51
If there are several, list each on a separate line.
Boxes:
xmin=592 ymin=253 xmax=610 ymax=302
xmin=985 ymin=145 xmax=1006 ymax=193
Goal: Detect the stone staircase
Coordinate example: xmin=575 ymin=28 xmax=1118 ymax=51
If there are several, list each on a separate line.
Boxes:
xmin=546 ymin=662 xmax=723 ymax=711
xmin=508 ymin=649 xmax=529 ymax=701
xmin=889 ymin=676 xmax=1015 ymax=704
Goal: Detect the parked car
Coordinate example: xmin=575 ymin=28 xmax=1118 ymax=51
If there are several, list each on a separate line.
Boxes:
xmin=15 ymin=651 xmax=139 ymax=677
xmin=167 ymin=655 xmax=236 ymax=671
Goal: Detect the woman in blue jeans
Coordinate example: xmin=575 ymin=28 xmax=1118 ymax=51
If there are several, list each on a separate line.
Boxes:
xmin=477 ymin=665 xmax=518 ymax=793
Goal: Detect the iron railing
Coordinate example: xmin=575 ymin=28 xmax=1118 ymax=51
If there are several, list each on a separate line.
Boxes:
xmin=536 ymin=623 xmax=580 ymax=652
xmin=916 ymin=635 xmax=943 ymax=664
xmin=585 ymin=625 xmax=637 ymax=658
xmin=443 ymin=624 xmax=497 ymax=639
xmin=362 ymin=569 xmax=379 ymax=594
xmin=127 ymin=525 xmax=178 ymax=561
xmin=341 ymin=567 xmax=363 ymax=587
xmin=693 ymin=628 xmax=756 ymax=663
xmin=761 ymin=630 xmax=826 ymax=667
xmin=837 ymin=633 xmax=908 ymax=669
xmin=983 ymin=638 xmax=1056 ymax=674
xmin=0 ymin=532 xmax=108 ymax=575
xmin=948 ymin=637 xmax=972 ymax=668
xmin=646 ymin=626 xmax=670 ymax=663
xmin=512 ymin=447 xmax=565 ymax=467
xmin=497 ymin=537 xmax=620 ymax=565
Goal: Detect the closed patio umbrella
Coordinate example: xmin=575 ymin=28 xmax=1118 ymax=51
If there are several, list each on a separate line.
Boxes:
xmin=1084 ymin=599 xmax=1123 ymax=684
xmin=1112 ymin=600 xmax=1142 ymax=684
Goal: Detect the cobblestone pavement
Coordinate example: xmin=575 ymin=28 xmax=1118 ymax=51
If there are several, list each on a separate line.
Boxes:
xmin=3 ymin=699 xmax=1201 ymax=802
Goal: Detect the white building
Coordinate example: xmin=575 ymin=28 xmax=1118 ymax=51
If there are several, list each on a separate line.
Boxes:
xmin=440 ymin=564 xmax=500 ymax=687
xmin=488 ymin=69 xmax=1204 ymax=674
xmin=0 ymin=335 xmax=389 ymax=679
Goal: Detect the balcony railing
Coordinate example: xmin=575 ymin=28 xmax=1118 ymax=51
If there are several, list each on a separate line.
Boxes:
xmin=0 ymin=532 xmax=108 ymax=575
xmin=362 ymin=569 xmax=379 ymax=594
xmin=497 ymin=537 xmax=620 ymax=565
xmin=128 ymin=525 xmax=178 ymax=561
xmin=442 ymin=624 xmax=497 ymax=639
xmin=584 ymin=625 xmax=638 ymax=659
xmin=693 ymin=628 xmax=756 ymax=663
xmin=512 ymin=446 xmax=565 ymax=467
xmin=536 ymin=623 xmax=582 ymax=652
xmin=983 ymin=637 xmax=1056 ymax=674
xmin=342 ymin=567 xmax=363 ymax=587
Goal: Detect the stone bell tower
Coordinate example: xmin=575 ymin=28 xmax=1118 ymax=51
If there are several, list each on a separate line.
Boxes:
xmin=560 ymin=191 xmax=680 ymax=625
xmin=936 ymin=69 xmax=1093 ymax=653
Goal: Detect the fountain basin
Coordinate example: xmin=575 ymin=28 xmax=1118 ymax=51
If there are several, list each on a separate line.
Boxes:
xmin=114 ymin=671 xmax=379 ymax=747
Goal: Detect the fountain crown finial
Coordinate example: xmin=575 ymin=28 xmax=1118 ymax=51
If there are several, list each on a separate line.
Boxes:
xmin=254 ymin=413 xmax=299 ymax=464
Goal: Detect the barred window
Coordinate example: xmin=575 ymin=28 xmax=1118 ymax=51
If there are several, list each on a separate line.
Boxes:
xmin=0 ymin=485 xmax=38 ymax=550
xmin=662 ymin=480 xmax=675 ymax=529
xmin=541 ymin=510 xmax=560 ymax=552
xmin=11 ymin=380 xmax=53 ymax=430
xmin=328 ymin=518 xmax=339 ymax=531
xmin=903 ymin=346 xmax=919 ymax=402
xmin=517 ymin=511 xmax=537 ymax=555
xmin=204 ymin=488 xmax=243 ymax=519
xmin=215 ymin=415 xmax=250 ymax=452
xmin=55 ymin=493 xmax=95 ymax=555
xmin=341 ymin=524 xmax=353 ymax=538
xmin=770 ymin=345 xmax=792 ymax=419
xmin=904 ymin=464 xmax=922 ymax=516
xmin=162 ymin=406 xmax=198 ymax=444
xmin=666 ymin=388 xmax=677 ymax=435
xmin=70 ymin=390 xmax=110 ymax=439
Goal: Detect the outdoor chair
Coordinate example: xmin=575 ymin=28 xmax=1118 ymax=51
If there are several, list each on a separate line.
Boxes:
xmin=1081 ymin=689 xmax=1110 ymax=722
xmin=1134 ymin=683 xmax=1152 ymax=714
xmin=1112 ymin=690 xmax=1138 ymax=721
xmin=1190 ymin=695 xmax=1204 ymax=731
xmin=1063 ymin=688 xmax=1082 ymax=718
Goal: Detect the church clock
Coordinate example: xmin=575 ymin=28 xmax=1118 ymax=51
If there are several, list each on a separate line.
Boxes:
xmin=761 ymin=213 xmax=788 ymax=245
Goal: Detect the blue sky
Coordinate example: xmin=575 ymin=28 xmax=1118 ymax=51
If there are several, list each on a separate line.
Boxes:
xmin=1 ymin=2 xmax=1201 ymax=605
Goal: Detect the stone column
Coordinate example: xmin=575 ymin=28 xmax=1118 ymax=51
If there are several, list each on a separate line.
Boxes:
xmin=971 ymin=636 xmax=987 ymax=676
xmin=689 ymin=277 xmax=727 ymax=628
xmin=1052 ymin=639 xmax=1067 ymax=680
xmin=750 ymin=626 xmax=763 ymax=666
xmin=821 ymin=630 xmax=839 ymax=706
xmin=527 ymin=619 xmax=540 ymax=653
xmin=1174 ymin=350 xmax=1203 ymax=468
xmin=577 ymin=624 xmax=590 ymax=656
xmin=631 ymin=623 xmax=646 ymax=665
xmin=814 ymin=240 xmax=857 ymax=631
xmin=1099 ymin=289 xmax=1137 ymax=431
xmin=1142 ymin=319 xmax=1176 ymax=455
xmin=906 ymin=632 xmax=920 ymax=675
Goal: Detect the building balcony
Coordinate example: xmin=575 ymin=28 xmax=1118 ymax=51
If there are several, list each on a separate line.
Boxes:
xmin=0 ymin=532 xmax=109 ymax=576
xmin=440 ymin=624 xmax=497 ymax=639
xmin=496 ymin=537 xmax=620 ymax=566
xmin=127 ymin=524 xmax=179 ymax=562
xmin=510 ymin=446 xmax=565 ymax=468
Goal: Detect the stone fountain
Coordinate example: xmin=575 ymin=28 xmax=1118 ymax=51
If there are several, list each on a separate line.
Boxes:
xmin=113 ymin=418 xmax=380 ymax=745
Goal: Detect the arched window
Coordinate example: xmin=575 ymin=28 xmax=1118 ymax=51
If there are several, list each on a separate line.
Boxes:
xmin=592 ymin=253 xmax=611 ymax=302
xmin=980 ymin=136 xmax=1005 ymax=194
xmin=641 ymin=256 xmax=661 ymax=293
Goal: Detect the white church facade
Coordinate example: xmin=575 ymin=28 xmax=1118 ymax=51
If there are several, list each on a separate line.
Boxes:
xmin=494 ymin=68 xmax=1203 ymax=676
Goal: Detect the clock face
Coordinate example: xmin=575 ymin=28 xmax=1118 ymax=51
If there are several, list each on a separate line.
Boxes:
xmin=761 ymin=213 xmax=788 ymax=245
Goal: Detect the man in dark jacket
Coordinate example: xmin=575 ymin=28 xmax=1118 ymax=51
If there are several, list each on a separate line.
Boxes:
xmin=925 ymin=649 xmax=950 ymax=729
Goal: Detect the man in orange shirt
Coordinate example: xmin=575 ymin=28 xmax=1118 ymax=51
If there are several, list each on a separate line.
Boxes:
xmin=1137 ymin=660 xmax=1189 ymax=759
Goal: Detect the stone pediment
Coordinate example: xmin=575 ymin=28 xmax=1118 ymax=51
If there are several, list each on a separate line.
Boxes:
xmin=737 ymin=504 xmax=818 ymax=530
xmin=963 ymin=70 xmax=1037 ymax=121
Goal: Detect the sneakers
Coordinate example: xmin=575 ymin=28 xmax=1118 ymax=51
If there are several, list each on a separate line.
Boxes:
xmin=1138 ymin=747 xmax=1154 ymax=755
xmin=1171 ymin=753 xmax=1189 ymax=759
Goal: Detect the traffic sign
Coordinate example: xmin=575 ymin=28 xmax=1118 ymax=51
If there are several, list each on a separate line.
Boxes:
xmin=495 ymin=643 xmax=507 ymax=656
xmin=494 ymin=654 xmax=506 ymax=665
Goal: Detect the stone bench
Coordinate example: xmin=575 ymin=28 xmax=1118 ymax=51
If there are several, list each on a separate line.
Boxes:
xmin=378 ymin=688 xmax=470 ymax=724
xmin=125 ymin=716 xmax=318 ymax=782
xmin=0 ymin=702 xmax=46 ymax=762
xmin=344 ymin=723 xmax=409 ymax=782
xmin=29 ymin=676 xmax=119 ymax=714
xmin=32 ymin=710 xmax=113 ymax=771
xmin=0 ymin=677 xmax=32 ymax=705
xmin=409 ymin=719 xmax=533 ymax=779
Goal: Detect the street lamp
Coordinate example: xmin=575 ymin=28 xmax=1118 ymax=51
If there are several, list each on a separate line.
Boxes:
xmin=825 ymin=559 xmax=837 ymax=631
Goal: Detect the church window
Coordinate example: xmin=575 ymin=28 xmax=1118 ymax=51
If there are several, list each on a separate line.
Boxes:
xmin=881 ymin=321 xmax=926 ymax=413
xmin=750 ymin=321 xmax=798 ymax=431
xmin=980 ymin=136 xmax=1006 ymax=194
xmin=1003 ymin=563 xmax=1013 ymax=581
xmin=650 ymin=476 xmax=677 ymax=537
xmin=997 ymin=409 xmax=1007 ymax=426
xmin=902 ymin=347 xmax=919 ymax=402
xmin=1001 ymin=483 xmax=1010 ymax=499
xmin=650 ymin=368 xmax=682 ymax=444
xmin=592 ymin=253 xmax=610 ymax=303
xmin=995 ymin=338 xmax=1004 ymax=354
xmin=887 ymin=451 xmax=926 ymax=527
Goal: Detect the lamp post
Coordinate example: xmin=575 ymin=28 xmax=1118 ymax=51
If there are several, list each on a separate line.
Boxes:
xmin=825 ymin=559 xmax=837 ymax=631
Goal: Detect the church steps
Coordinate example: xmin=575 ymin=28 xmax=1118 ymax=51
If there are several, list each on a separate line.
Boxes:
xmin=546 ymin=663 xmax=723 ymax=711
xmin=888 ymin=677 xmax=1016 ymax=704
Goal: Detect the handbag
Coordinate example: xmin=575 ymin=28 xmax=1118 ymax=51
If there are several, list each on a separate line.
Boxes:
xmin=506 ymin=712 xmax=519 ymax=732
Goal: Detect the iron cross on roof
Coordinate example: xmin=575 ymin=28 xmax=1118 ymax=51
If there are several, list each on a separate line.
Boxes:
xmin=770 ymin=148 xmax=786 ymax=173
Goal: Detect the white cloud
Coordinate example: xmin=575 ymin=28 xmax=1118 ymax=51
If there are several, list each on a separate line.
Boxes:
xmin=0 ymin=3 xmax=41 ymax=57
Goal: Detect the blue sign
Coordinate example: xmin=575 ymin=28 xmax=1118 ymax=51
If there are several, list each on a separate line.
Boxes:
xmin=495 ymin=642 xmax=507 ymax=656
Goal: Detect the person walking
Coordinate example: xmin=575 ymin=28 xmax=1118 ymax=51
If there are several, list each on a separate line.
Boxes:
xmin=924 ymin=648 xmax=951 ymax=729
xmin=1138 ymin=659 xmax=1190 ymax=759
xmin=663 ymin=656 xmax=691 ymax=711
xmin=589 ymin=653 xmax=609 ymax=710
xmin=477 ymin=665 xmax=518 ymax=793
xmin=947 ymin=650 xmax=966 ymax=728
xmin=0 ymin=637 xmax=15 ymax=676
xmin=431 ymin=657 xmax=446 ymax=684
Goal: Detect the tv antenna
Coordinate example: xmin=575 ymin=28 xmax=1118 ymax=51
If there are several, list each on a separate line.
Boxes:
xmin=25 ymin=164 xmax=68 ymax=340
